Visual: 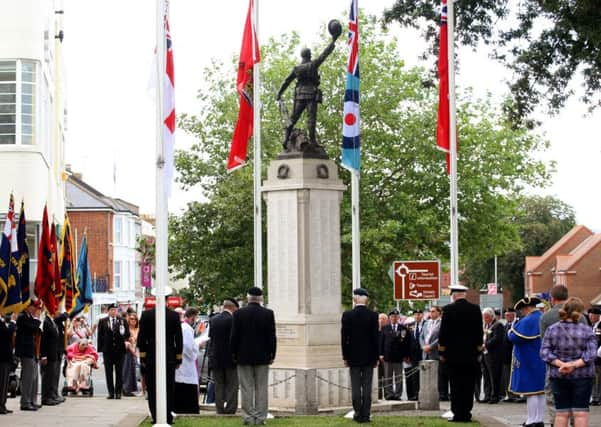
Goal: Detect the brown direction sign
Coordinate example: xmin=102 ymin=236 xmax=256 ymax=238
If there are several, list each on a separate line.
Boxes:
xmin=393 ymin=260 xmax=440 ymax=300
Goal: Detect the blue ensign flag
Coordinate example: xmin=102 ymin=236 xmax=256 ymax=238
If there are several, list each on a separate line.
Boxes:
xmin=342 ymin=0 xmax=360 ymax=173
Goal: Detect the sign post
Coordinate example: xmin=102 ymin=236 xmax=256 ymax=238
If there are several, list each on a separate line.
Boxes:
xmin=393 ymin=260 xmax=440 ymax=301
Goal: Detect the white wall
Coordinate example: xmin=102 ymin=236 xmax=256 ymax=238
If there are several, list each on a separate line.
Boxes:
xmin=0 ymin=0 xmax=66 ymax=222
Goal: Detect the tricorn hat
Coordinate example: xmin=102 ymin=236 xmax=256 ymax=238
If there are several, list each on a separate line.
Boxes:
xmin=514 ymin=296 xmax=542 ymax=311
xmin=353 ymin=288 xmax=369 ymax=297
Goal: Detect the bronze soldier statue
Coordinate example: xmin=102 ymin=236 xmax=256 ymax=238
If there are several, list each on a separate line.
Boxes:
xmin=276 ymin=20 xmax=341 ymax=151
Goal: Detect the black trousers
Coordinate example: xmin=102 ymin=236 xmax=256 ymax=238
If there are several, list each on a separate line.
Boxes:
xmin=145 ymin=363 xmax=176 ymax=424
xmin=438 ymin=360 xmax=450 ymax=399
xmin=41 ymin=359 xmax=61 ymax=402
xmin=0 ymin=361 xmax=10 ymax=411
xmin=350 ymin=366 xmax=373 ymax=422
xmin=448 ymin=362 xmax=479 ymax=422
xmin=483 ymin=355 xmax=502 ymax=401
xmin=104 ymin=353 xmax=124 ymax=397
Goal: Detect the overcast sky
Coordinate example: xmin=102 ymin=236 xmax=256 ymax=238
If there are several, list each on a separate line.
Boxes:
xmin=61 ymin=0 xmax=601 ymax=230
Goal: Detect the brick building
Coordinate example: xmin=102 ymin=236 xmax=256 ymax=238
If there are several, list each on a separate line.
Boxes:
xmin=525 ymin=225 xmax=601 ymax=307
xmin=66 ymin=173 xmax=142 ymax=316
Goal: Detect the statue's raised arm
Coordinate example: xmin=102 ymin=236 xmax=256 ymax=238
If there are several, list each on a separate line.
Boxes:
xmin=276 ymin=20 xmax=342 ymax=156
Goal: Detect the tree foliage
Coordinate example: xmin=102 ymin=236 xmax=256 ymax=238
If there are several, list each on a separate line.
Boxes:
xmin=169 ymin=15 xmax=551 ymax=310
xmin=461 ymin=195 xmax=576 ymax=301
xmin=383 ymin=1 xmax=601 ymax=125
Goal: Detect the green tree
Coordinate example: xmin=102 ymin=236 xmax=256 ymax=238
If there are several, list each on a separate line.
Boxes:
xmin=461 ymin=195 xmax=576 ymax=301
xmin=169 ymin=16 xmax=551 ymax=309
xmin=383 ymin=1 xmax=601 ymax=125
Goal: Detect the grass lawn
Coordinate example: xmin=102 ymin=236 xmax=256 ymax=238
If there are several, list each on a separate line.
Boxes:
xmin=139 ymin=415 xmax=479 ymax=426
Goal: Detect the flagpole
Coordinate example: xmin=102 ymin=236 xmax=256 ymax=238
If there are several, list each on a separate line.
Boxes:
xmin=154 ymin=0 xmax=168 ymax=425
xmin=448 ymin=0 xmax=459 ymax=287
xmin=351 ymin=171 xmax=360 ymax=290
xmin=253 ymin=0 xmax=262 ymax=289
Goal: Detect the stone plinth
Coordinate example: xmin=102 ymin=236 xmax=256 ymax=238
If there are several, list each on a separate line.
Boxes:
xmin=418 ymin=360 xmax=440 ymax=410
xmin=263 ymin=157 xmax=349 ymax=412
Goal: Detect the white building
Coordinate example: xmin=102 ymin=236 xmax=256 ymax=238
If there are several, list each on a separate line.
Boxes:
xmin=0 ymin=0 xmax=67 ymax=273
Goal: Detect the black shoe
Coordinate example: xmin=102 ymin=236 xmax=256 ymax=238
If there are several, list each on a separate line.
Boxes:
xmin=0 ymin=408 xmax=13 ymax=414
xmin=54 ymin=396 xmax=66 ymax=403
xmin=591 ymin=400 xmax=601 ymax=406
xmin=107 ymin=395 xmax=115 ymax=399
xmin=488 ymin=398 xmax=499 ymax=404
xmin=33 ymin=403 xmax=42 ymax=409
xmin=42 ymin=400 xmax=58 ymax=406
xmin=115 ymin=394 xmax=121 ymax=399
xmin=21 ymin=405 xmax=38 ymax=411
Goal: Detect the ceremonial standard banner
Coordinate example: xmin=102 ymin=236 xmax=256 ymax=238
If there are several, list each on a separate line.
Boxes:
xmin=227 ymin=0 xmax=260 ymax=172
xmin=341 ymin=0 xmax=360 ymax=173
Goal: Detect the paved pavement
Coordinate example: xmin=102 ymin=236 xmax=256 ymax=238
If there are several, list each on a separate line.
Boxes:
xmin=4 ymin=395 xmax=148 ymax=427
xmin=4 ymin=387 xmax=601 ymax=426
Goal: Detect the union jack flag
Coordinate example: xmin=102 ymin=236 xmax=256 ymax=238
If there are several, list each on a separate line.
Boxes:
xmin=341 ymin=0 xmax=360 ymax=173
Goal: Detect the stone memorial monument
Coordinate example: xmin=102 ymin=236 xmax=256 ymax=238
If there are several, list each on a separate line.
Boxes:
xmin=263 ymin=19 xmax=356 ymax=413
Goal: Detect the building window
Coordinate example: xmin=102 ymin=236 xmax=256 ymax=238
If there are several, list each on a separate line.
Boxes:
xmin=114 ymin=260 xmax=121 ymax=290
xmin=114 ymin=217 xmax=122 ymax=245
xmin=0 ymin=59 xmax=37 ymax=145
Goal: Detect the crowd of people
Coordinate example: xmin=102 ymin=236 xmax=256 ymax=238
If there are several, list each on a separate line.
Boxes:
xmin=344 ymin=284 xmax=601 ymax=426
xmin=2 ymin=282 xmax=601 ymax=427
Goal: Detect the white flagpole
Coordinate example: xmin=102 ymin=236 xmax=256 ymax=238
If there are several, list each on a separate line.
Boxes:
xmin=154 ymin=0 xmax=168 ymax=425
xmin=253 ymin=0 xmax=262 ymax=289
xmin=448 ymin=0 xmax=459 ymax=287
xmin=351 ymin=171 xmax=360 ymax=290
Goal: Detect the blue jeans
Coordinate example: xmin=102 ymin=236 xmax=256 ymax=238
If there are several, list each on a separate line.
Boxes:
xmin=550 ymin=377 xmax=593 ymax=412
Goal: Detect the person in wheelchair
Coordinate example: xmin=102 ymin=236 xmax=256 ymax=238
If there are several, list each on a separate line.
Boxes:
xmin=65 ymin=338 xmax=98 ymax=394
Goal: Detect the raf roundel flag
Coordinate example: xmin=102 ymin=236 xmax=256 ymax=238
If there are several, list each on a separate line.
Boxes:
xmin=342 ymin=0 xmax=360 ymax=173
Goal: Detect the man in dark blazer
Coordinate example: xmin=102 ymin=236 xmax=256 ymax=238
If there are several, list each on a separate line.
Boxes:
xmin=341 ymin=288 xmax=379 ymax=424
xmin=438 ymin=284 xmax=483 ymax=423
xmin=97 ymin=303 xmax=130 ymax=399
xmin=407 ymin=309 xmax=424 ymax=401
xmin=138 ymin=290 xmax=183 ymax=425
xmin=500 ymin=307 xmax=519 ymax=402
xmin=481 ymin=307 xmax=504 ymax=404
xmin=230 ymin=287 xmax=276 ymax=426
xmin=0 ymin=313 xmax=16 ymax=415
xmin=15 ymin=300 xmax=42 ymax=411
xmin=40 ymin=312 xmax=67 ymax=405
xmin=379 ymin=308 xmax=411 ymax=400
xmin=208 ymin=298 xmax=239 ymax=414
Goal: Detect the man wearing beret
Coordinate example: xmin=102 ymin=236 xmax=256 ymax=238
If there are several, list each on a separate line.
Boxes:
xmin=230 ymin=287 xmax=276 ymax=426
xmin=588 ymin=307 xmax=601 ymax=405
xmin=16 ymin=299 xmax=43 ymax=411
xmin=97 ymin=303 xmax=130 ymax=399
xmin=341 ymin=288 xmax=379 ymax=423
xmin=438 ymin=284 xmax=483 ymax=423
xmin=379 ymin=308 xmax=411 ymax=400
xmin=209 ymin=298 xmax=240 ymax=414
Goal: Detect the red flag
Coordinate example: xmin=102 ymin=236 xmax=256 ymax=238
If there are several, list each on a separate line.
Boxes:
xmin=436 ymin=0 xmax=450 ymax=173
xmin=50 ymin=222 xmax=62 ymax=302
xmin=227 ymin=0 xmax=260 ymax=172
xmin=34 ymin=206 xmax=58 ymax=315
